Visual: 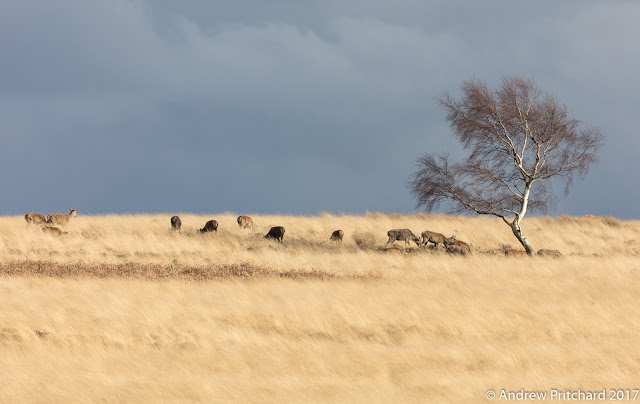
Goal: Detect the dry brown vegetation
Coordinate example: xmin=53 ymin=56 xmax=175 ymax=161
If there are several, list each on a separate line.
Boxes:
xmin=1 ymin=213 xmax=639 ymax=402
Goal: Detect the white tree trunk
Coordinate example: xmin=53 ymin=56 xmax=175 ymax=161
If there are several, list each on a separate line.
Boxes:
xmin=509 ymin=182 xmax=534 ymax=255
xmin=510 ymin=218 xmax=533 ymax=255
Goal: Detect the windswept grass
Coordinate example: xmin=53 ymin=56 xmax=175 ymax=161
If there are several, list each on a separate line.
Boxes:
xmin=1 ymin=213 xmax=638 ymax=274
xmin=0 ymin=213 xmax=638 ymax=402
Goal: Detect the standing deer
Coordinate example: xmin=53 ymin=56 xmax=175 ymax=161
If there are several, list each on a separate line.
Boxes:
xmin=25 ymin=213 xmax=47 ymax=224
xmin=386 ymin=229 xmax=421 ymax=247
xmin=330 ymin=230 xmax=344 ymax=244
xmin=420 ymin=230 xmax=447 ymax=248
xmin=171 ymin=216 xmax=181 ymax=231
xmin=265 ymin=226 xmax=285 ymax=243
xmin=47 ymin=209 xmax=77 ymax=225
xmin=237 ymin=215 xmax=254 ymax=229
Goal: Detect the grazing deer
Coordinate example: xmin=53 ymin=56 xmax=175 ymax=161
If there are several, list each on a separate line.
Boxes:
xmin=171 ymin=216 xmax=181 ymax=231
xmin=25 ymin=213 xmax=47 ymax=224
xmin=330 ymin=230 xmax=344 ymax=244
xmin=386 ymin=229 xmax=421 ymax=247
xmin=199 ymin=220 xmax=218 ymax=234
xmin=237 ymin=215 xmax=254 ymax=229
xmin=265 ymin=226 xmax=285 ymax=243
xmin=47 ymin=209 xmax=77 ymax=225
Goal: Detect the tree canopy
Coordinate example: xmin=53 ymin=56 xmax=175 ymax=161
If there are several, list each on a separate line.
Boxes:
xmin=410 ymin=76 xmax=604 ymax=254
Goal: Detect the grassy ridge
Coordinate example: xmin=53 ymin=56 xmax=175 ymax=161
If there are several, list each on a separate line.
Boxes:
xmin=0 ymin=213 xmax=638 ymax=272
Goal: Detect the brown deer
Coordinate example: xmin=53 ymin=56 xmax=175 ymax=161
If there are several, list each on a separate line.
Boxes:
xmin=237 ymin=215 xmax=254 ymax=229
xmin=386 ymin=229 xmax=421 ymax=247
xmin=536 ymin=249 xmax=563 ymax=258
xmin=199 ymin=220 xmax=218 ymax=233
xmin=171 ymin=216 xmax=182 ymax=231
xmin=42 ymin=226 xmax=66 ymax=236
xmin=444 ymin=235 xmax=471 ymax=250
xmin=385 ymin=247 xmax=403 ymax=255
xmin=330 ymin=230 xmax=344 ymax=244
xmin=47 ymin=209 xmax=77 ymax=225
xmin=25 ymin=213 xmax=47 ymax=224
xmin=264 ymin=226 xmax=285 ymax=242
xmin=504 ymin=248 xmax=527 ymax=257
xmin=446 ymin=244 xmax=470 ymax=256
xmin=420 ymin=230 xmax=447 ymax=248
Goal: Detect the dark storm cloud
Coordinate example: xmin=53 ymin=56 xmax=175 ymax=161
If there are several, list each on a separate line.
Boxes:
xmin=1 ymin=0 xmax=638 ymax=218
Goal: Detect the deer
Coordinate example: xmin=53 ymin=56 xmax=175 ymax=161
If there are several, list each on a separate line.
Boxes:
xmin=386 ymin=229 xmax=421 ymax=247
xmin=385 ymin=247 xmax=403 ymax=255
xmin=25 ymin=213 xmax=47 ymax=224
xmin=444 ymin=235 xmax=471 ymax=250
xmin=264 ymin=226 xmax=285 ymax=243
xmin=504 ymin=248 xmax=527 ymax=257
xmin=46 ymin=209 xmax=77 ymax=225
xmin=171 ymin=216 xmax=181 ymax=231
xmin=42 ymin=226 xmax=66 ymax=236
xmin=199 ymin=220 xmax=218 ymax=234
xmin=446 ymin=244 xmax=470 ymax=256
xmin=237 ymin=215 xmax=254 ymax=229
xmin=536 ymin=249 xmax=563 ymax=258
xmin=330 ymin=230 xmax=344 ymax=244
xmin=420 ymin=230 xmax=447 ymax=248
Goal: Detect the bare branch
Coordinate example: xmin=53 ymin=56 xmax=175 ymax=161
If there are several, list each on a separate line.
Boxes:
xmin=411 ymin=76 xmax=605 ymax=253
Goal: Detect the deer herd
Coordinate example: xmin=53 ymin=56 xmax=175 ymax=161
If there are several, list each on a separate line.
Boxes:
xmin=385 ymin=228 xmax=471 ymax=255
xmin=25 ymin=209 xmax=77 ymax=236
xmin=23 ymin=210 xmax=562 ymax=257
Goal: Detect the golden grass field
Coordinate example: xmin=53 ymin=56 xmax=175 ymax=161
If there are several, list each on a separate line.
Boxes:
xmin=1 ymin=213 xmax=639 ymax=402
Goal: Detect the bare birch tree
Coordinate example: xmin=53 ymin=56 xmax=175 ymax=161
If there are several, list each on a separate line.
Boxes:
xmin=410 ymin=77 xmax=604 ymax=255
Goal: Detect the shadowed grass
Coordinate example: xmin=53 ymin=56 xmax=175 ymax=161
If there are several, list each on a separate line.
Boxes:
xmin=0 ymin=260 xmax=381 ymax=281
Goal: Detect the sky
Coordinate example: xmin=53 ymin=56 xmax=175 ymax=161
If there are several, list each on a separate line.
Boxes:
xmin=1 ymin=0 xmax=639 ymax=219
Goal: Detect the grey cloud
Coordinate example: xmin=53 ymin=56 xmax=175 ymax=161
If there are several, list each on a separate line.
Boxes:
xmin=0 ymin=0 xmax=638 ymax=218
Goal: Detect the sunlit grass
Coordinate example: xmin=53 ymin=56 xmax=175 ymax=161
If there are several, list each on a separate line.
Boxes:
xmin=0 ymin=213 xmax=638 ymax=401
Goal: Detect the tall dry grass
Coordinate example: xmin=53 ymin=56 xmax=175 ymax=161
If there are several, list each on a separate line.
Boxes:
xmin=1 ymin=214 xmax=639 ymax=402
xmin=1 ymin=213 xmax=638 ymax=275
